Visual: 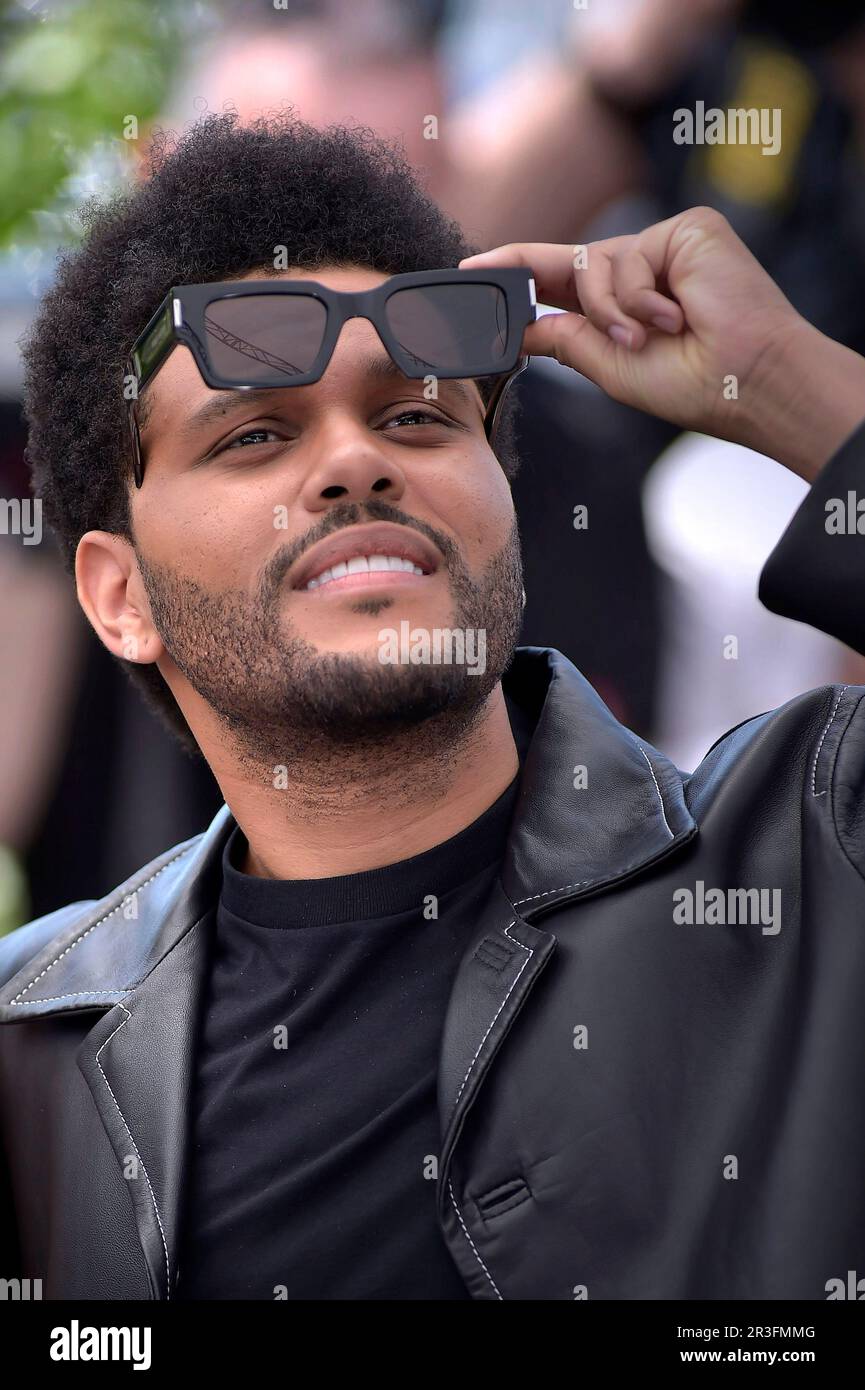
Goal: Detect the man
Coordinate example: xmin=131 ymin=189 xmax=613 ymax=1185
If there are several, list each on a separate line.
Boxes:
xmin=2 ymin=110 xmax=864 ymax=1301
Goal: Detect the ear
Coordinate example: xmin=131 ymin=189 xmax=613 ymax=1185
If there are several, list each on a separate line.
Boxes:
xmin=75 ymin=531 xmax=165 ymax=666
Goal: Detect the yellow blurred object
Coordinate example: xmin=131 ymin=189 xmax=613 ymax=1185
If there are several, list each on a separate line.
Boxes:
xmin=699 ymin=40 xmax=818 ymax=206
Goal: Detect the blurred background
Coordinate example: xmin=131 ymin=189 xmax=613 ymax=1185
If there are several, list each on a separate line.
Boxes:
xmin=3 ymin=0 xmax=865 ymax=932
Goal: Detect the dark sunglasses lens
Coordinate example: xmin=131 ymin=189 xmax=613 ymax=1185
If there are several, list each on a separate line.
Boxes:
xmin=202 ymin=294 xmax=327 ymax=382
xmin=384 ymin=284 xmax=508 ymax=373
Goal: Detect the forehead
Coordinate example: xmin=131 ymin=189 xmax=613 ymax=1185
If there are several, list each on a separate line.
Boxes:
xmin=246 ymin=264 xmax=389 ymax=290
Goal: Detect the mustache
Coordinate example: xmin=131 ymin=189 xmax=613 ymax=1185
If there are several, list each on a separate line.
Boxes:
xmin=260 ymin=498 xmax=461 ymax=600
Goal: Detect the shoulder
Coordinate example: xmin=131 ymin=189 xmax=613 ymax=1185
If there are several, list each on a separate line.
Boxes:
xmin=0 ymin=902 xmax=97 ymax=990
xmin=0 ymin=829 xmax=209 ymax=992
xmin=687 ymin=682 xmax=865 ymax=849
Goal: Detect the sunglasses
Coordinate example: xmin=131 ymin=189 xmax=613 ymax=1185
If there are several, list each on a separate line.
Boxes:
xmin=123 ymin=268 xmax=537 ymax=486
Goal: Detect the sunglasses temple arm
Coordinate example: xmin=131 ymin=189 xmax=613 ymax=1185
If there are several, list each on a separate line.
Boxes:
xmin=484 ymin=355 xmax=529 ymax=447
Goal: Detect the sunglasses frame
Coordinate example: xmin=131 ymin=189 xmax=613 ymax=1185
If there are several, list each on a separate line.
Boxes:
xmin=123 ymin=268 xmax=536 ymax=486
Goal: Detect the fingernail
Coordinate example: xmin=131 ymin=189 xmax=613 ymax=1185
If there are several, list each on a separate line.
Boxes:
xmin=608 ymin=324 xmax=632 ymax=348
xmin=652 ymin=314 xmax=679 ymax=332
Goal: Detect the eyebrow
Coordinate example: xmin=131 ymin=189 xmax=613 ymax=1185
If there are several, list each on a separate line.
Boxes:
xmin=151 ymin=353 xmax=484 ymax=447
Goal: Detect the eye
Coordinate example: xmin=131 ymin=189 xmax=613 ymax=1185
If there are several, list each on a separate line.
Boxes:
xmin=382 ymin=407 xmax=451 ymax=430
xmin=222 ymin=426 xmax=283 ymax=452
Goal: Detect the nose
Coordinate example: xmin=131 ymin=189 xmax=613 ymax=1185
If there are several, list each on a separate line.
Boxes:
xmin=296 ymin=314 xmax=412 ymax=511
xmin=298 ymin=415 xmax=408 ymax=512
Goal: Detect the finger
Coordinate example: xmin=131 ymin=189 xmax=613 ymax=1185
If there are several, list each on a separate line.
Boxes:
xmin=459 ymin=242 xmax=584 ymax=312
xmin=573 ymin=247 xmax=648 ymax=349
xmin=610 ymin=246 xmax=683 ymax=333
xmin=523 ymin=310 xmax=620 ymax=391
xmin=630 ymin=208 xmax=725 ymax=298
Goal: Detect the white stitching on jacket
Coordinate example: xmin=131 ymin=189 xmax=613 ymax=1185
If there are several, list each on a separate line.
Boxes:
xmin=513 ymin=877 xmax=595 ymax=907
xmin=95 ymin=1004 xmax=171 ymax=1300
xmin=638 ymin=746 xmax=675 ymax=839
xmin=811 ymin=686 xmax=848 ymax=797
xmin=10 ymin=991 xmax=131 ymax=1005
xmin=447 ymin=921 xmax=531 ymax=1300
xmin=452 ymin=922 xmax=532 ymax=1112
xmin=8 ymin=844 xmax=196 ymax=1004
xmin=448 ymin=1178 xmax=503 ymax=1299
xmin=512 ymin=745 xmax=676 ymax=906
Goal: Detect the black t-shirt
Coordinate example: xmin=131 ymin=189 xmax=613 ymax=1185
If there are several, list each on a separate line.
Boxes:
xmin=175 ymin=696 xmax=533 ymax=1300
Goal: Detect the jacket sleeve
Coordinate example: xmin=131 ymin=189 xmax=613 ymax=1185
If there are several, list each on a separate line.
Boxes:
xmin=759 ymin=417 xmax=865 ymax=655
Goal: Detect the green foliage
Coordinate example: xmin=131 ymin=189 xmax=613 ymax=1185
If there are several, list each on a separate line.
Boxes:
xmin=0 ymin=843 xmax=28 ymax=937
xmin=0 ymin=0 xmax=186 ymax=246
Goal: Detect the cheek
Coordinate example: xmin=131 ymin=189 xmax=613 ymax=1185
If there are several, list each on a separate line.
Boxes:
xmin=418 ymin=445 xmax=515 ymax=560
xmin=132 ymin=478 xmax=286 ymax=586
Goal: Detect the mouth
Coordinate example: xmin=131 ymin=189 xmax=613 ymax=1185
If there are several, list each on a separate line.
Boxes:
xmin=289 ymin=522 xmax=442 ymax=595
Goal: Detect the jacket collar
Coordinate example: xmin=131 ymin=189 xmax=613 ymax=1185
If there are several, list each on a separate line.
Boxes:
xmin=0 ymin=645 xmax=696 ymax=1024
xmin=500 ymin=646 xmax=695 ymax=916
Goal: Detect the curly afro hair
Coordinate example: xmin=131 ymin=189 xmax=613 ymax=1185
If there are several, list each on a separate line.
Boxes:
xmin=20 ymin=109 xmax=523 ymax=753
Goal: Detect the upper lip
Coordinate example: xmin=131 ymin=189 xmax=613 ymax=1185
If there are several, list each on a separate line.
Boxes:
xmin=289 ymin=522 xmax=443 ymax=590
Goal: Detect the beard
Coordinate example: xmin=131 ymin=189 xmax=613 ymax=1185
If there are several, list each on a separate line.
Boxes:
xmin=136 ymin=497 xmax=524 ymax=776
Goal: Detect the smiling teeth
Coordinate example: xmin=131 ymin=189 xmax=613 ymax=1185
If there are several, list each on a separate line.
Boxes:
xmin=306 ymin=555 xmax=426 ymax=590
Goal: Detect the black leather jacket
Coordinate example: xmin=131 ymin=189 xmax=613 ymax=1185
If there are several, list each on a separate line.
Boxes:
xmin=3 ymin=420 xmax=865 ymax=1301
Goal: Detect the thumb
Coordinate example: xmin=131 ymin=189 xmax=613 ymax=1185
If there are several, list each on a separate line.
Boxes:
xmin=526 ymin=310 xmax=618 ymax=389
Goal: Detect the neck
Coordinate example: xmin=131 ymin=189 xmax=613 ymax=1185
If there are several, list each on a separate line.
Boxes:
xmin=203 ymin=683 xmax=519 ymax=880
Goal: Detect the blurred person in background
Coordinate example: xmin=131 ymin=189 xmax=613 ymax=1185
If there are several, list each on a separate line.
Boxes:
xmin=0 ymin=404 xmax=81 ymax=934
xmin=443 ymin=0 xmax=865 ymax=763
